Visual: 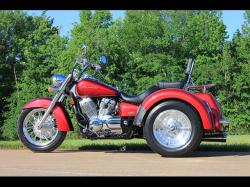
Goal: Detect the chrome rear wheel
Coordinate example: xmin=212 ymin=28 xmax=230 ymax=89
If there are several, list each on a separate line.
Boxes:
xmin=153 ymin=109 xmax=192 ymax=149
xmin=144 ymin=101 xmax=202 ymax=157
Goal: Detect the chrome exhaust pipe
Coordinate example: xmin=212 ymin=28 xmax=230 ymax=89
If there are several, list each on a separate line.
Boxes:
xmin=106 ymin=117 xmax=121 ymax=130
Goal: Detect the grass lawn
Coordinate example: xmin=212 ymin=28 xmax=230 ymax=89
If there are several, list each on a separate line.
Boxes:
xmin=1 ymin=135 xmax=250 ymax=152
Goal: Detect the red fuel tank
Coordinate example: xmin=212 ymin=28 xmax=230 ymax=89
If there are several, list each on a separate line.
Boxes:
xmin=76 ymin=79 xmax=118 ymax=97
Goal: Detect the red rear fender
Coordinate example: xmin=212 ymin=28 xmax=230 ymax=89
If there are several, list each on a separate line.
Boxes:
xmin=195 ymin=92 xmax=222 ymax=130
xmin=23 ymin=98 xmax=73 ymax=132
xmin=134 ymin=89 xmax=213 ymax=130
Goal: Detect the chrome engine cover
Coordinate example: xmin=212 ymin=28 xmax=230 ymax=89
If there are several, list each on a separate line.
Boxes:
xmin=79 ymin=98 xmax=121 ymax=133
xmin=79 ymin=98 xmax=97 ymax=119
xmin=89 ymin=115 xmax=121 ymax=132
xmin=99 ymin=98 xmax=116 ymax=116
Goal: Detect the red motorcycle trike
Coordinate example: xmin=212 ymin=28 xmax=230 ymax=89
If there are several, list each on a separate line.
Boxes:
xmin=17 ymin=45 xmax=229 ymax=157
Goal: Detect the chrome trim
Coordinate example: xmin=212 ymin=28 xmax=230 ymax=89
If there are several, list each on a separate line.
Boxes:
xmin=70 ymin=84 xmax=77 ymax=97
xmin=23 ymin=108 xmax=59 ymax=146
xmin=153 ymin=109 xmax=192 ymax=149
xmin=216 ymin=98 xmax=221 ymax=103
xmin=58 ymin=94 xmax=66 ymax=103
xmin=106 ymin=117 xmax=121 ymax=130
xmin=37 ymin=74 xmax=72 ymax=128
xmin=219 ymin=118 xmax=230 ymax=124
xmin=89 ymin=116 xmax=121 ymax=132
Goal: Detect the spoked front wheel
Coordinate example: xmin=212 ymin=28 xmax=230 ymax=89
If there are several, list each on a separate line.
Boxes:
xmin=17 ymin=108 xmax=66 ymax=152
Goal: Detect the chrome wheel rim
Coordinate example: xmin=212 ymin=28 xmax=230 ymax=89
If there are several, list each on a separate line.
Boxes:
xmin=153 ymin=109 xmax=192 ymax=149
xmin=23 ymin=109 xmax=58 ymax=146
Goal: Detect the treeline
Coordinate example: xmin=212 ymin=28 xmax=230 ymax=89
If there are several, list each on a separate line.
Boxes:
xmin=0 ymin=10 xmax=249 ymax=139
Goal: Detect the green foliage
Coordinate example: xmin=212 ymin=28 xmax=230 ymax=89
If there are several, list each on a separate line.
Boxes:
xmin=0 ymin=11 xmax=36 ymax=137
xmin=224 ymin=11 xmax=250 ymax=134
xmin=0 ymin=11 xmax=66 ymax=139
xmin=0 ymin=10 xmax=249 ymax=139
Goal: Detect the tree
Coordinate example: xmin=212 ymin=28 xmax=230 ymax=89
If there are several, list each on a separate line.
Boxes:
xmin=226 ymin=11 xmax=250 ymax=134
xmin=1 ymin=11 xmax=66 ymax=139
xmin=0 ymin=11 xmax=38 ymax=138
xmin=53 ymin=10 xmax=113 ymax=137
xmin=55 ymin=10 xmax=112 ymax=74
xmin=108 ymin=10 xmax=227 ymax=94
xmin=1 ymin=10 xmax=248 ymax=139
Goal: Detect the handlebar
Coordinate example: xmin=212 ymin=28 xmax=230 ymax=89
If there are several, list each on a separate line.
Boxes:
xmin=73 ymin=57 xmax=102 ymax=80
xmin=75 ymin=57 xmax=101 ymax=71
xmin=90 ymin=63 xmax=102 ymax=71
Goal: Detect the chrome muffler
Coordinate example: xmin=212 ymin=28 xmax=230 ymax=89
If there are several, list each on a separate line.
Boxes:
xmin=89 ymin=116 xmax=121 ymax=132
xmin=106 ymin=116 xmax=121 ymax=130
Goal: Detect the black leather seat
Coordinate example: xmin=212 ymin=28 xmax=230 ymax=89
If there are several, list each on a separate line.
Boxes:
xmin=157 ymin=81 xmax=185 ymax=89
xmin=120 ymin=81 xmax=185 ymax=104
xmin=120 ymin=86 xmax=160 ymax=104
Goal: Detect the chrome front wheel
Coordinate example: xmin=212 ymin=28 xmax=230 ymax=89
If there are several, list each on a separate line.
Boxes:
xmin=22 ymin=108 xmax=58 ymax=146
xmin=17 ymin=108 xmax=66 ymax=152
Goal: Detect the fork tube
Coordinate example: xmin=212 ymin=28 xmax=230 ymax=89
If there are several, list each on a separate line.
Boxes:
xmin=37 ymin=74 xmax=72 ymax=128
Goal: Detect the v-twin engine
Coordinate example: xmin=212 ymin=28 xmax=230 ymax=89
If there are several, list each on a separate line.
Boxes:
xmin=79 ymin=98 xmax=121 ymax=135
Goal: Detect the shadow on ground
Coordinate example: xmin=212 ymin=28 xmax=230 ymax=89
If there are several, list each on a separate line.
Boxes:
xmin=56 ymin=142 xmax=250 ymax=158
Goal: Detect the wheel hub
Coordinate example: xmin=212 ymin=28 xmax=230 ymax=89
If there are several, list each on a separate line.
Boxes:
xmin=167 ymin=118 xmax=180 ymax=132
xmin=33 ymin=115 xmax=55 ymax=139
xmin=153 ymin=109 xmax=192 ymax=149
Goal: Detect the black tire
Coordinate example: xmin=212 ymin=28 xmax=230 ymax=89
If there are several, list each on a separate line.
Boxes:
xmin=17 ymin=109 xmax=67 ymax=152
xmin=143 ymin=100 xmax=203 ymax=157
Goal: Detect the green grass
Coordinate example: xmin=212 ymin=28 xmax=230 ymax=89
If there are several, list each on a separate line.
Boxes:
xmin=199 ymin=135 xmax=250 ymax=152
xmin=1 ymin=135 xmax=250 ymax=152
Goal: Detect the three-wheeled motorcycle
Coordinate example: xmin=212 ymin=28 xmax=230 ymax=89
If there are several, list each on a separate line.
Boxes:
xmin=17 ymin=44 xmax=229 ymax=157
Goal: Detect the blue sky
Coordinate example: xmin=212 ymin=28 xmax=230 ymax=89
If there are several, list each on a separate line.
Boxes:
xmin=27 ymin=10 xmax=246 ymax=40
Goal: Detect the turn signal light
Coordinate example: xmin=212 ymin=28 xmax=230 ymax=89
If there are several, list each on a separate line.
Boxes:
xmin=48 ymin=86 xmax=58 ymax=93
xmin=48 ymin=86 xmax=52 ymax=93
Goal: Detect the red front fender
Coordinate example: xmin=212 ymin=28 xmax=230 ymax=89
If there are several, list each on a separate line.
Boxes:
xmin=134 ymin=89 xmax=213 ymax=130
xmin=23 ymin=98 xmax=73 ymax=132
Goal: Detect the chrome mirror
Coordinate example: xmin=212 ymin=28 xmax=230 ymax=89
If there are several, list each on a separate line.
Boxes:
xmin=100 ymin=55 xmax=107 ymax=64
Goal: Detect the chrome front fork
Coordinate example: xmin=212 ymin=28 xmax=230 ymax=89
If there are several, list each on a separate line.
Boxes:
xmin=37 ymin=74 xmax=72 ymax=129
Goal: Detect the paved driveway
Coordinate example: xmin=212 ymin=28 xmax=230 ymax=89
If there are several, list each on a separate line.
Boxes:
xmin=0 ymin=150 xmax=249 ymax=176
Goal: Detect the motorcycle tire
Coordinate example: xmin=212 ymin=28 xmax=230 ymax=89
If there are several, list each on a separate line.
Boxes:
xmin=17 ymin=108 xmax=67 ymax=153
xmin=143 ymin=100 xmax=203 ymax=157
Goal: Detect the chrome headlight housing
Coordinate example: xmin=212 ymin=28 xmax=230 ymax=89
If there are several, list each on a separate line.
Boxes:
xmin=51 ymin=74 xmax=66 ymax=88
